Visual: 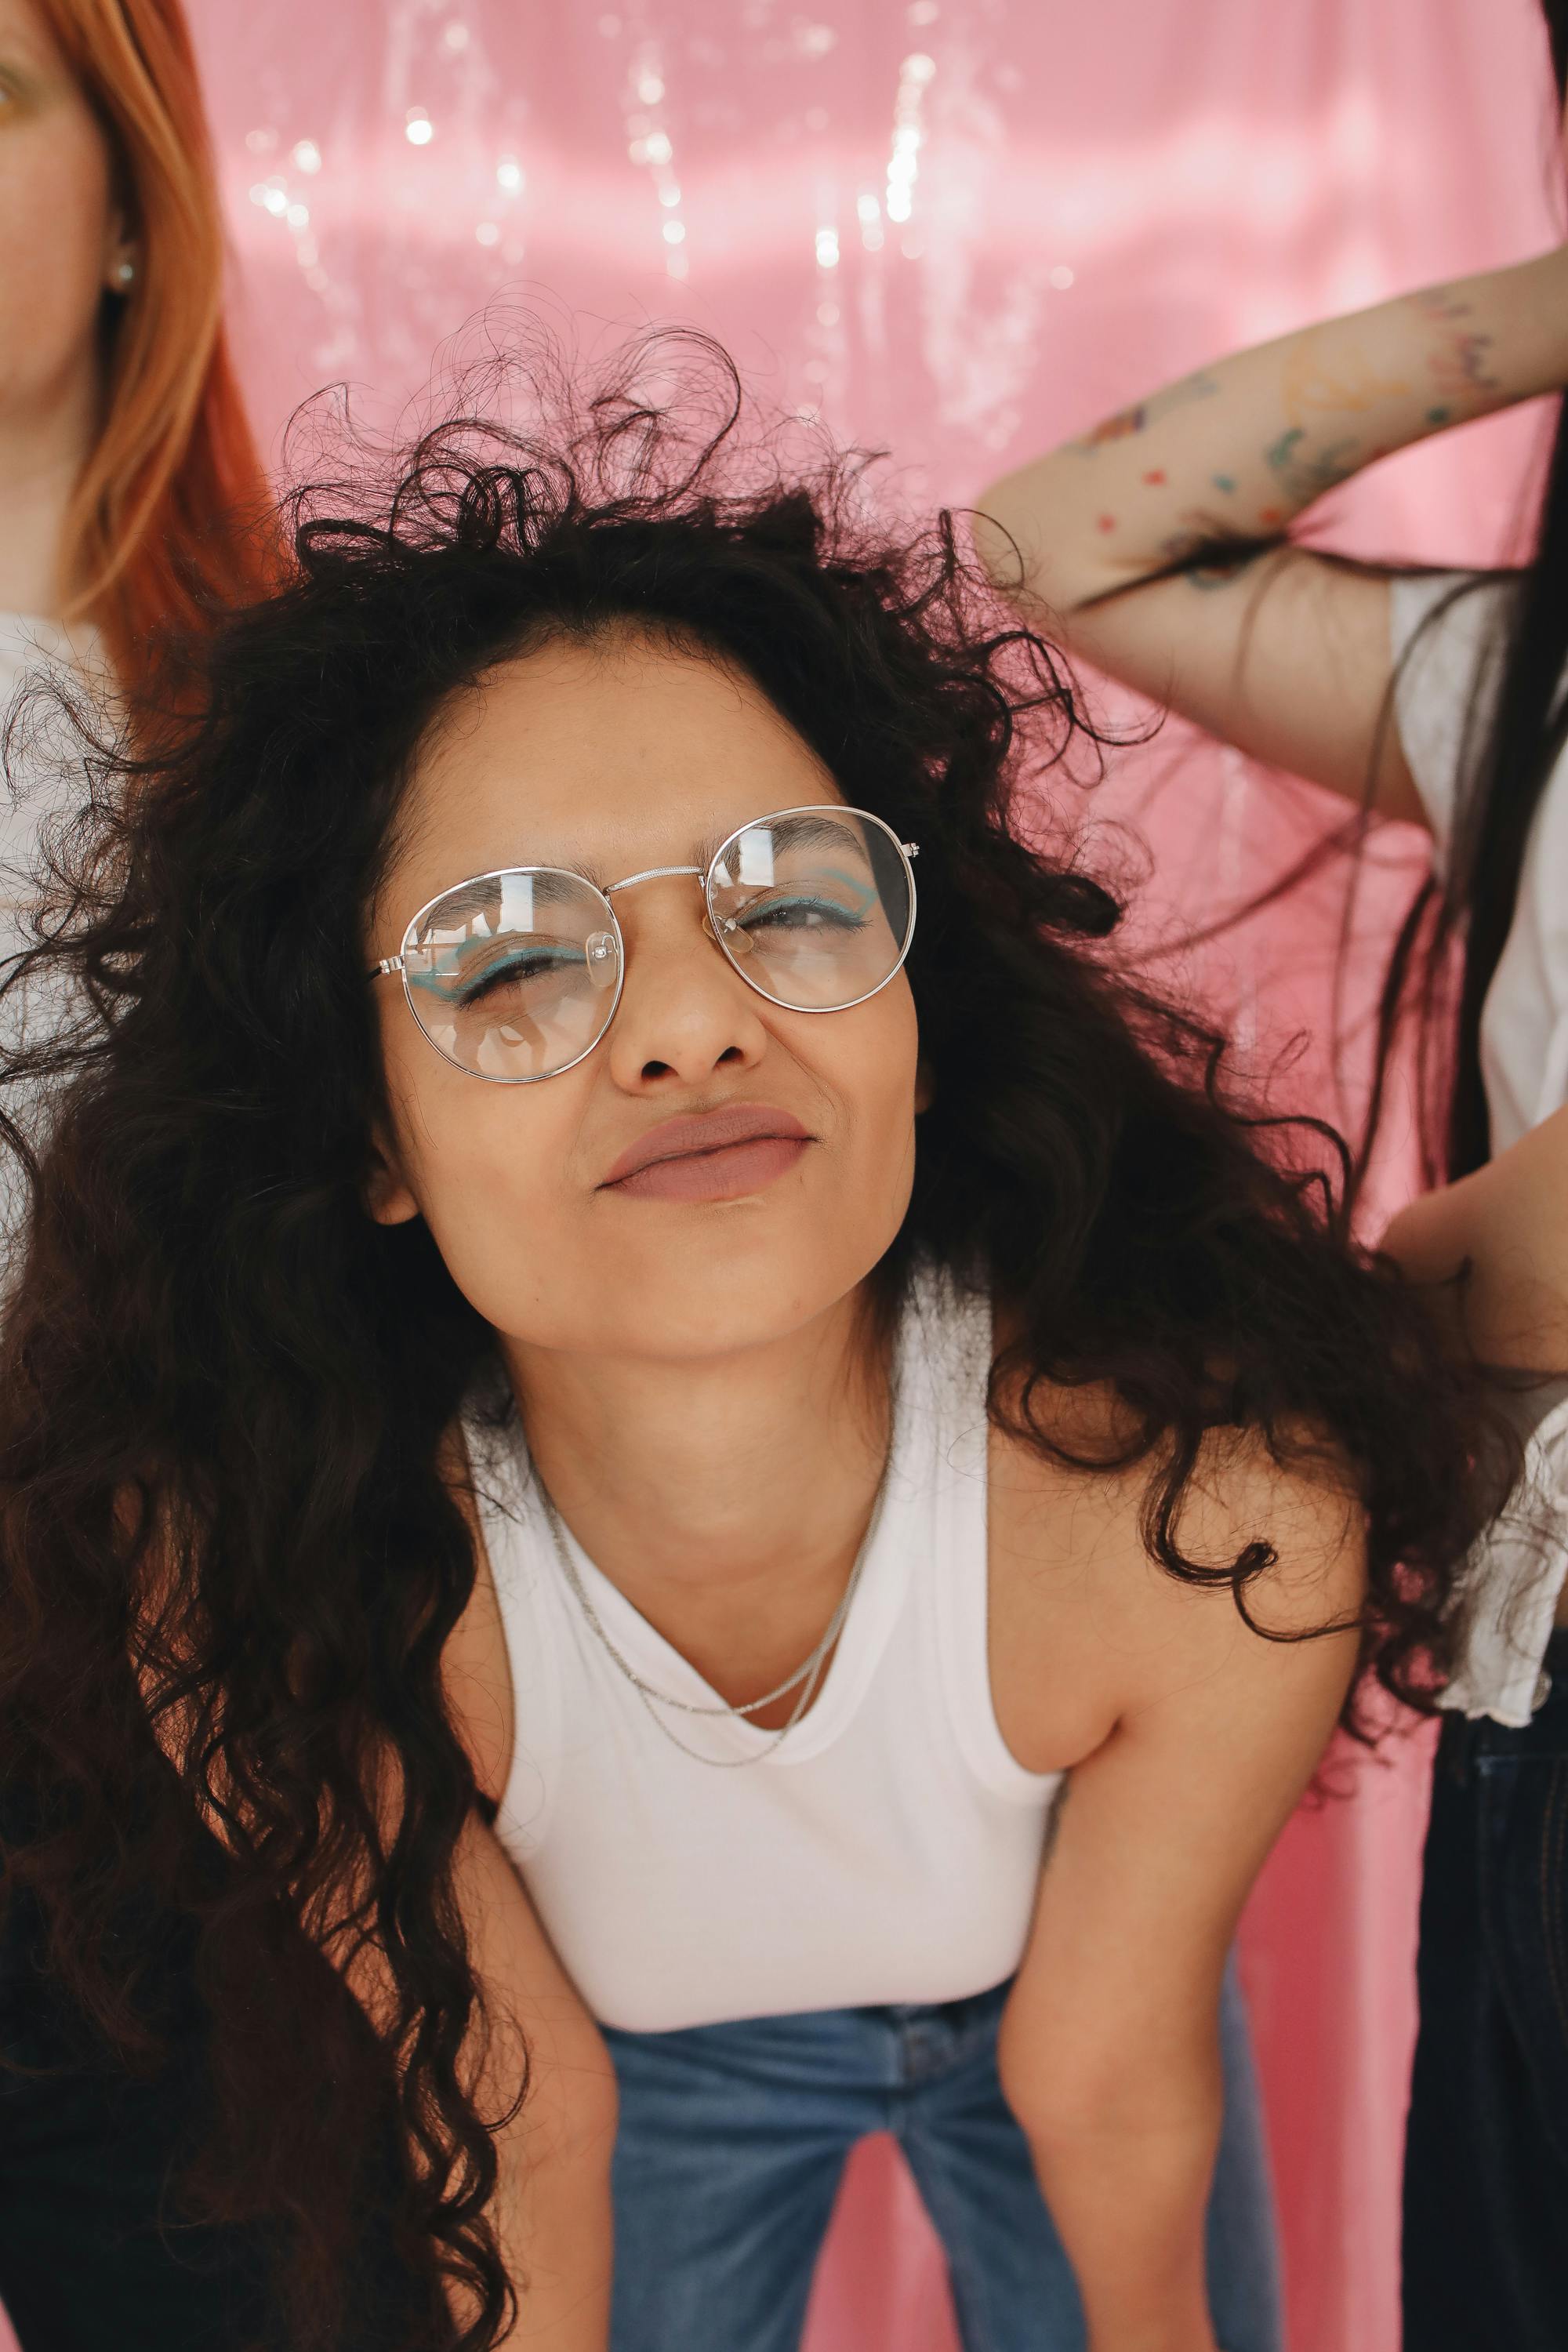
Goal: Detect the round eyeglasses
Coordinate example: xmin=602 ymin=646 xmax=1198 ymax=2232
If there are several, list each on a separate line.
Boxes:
xmin=368 ymin=804 xmax=919 ymax=1083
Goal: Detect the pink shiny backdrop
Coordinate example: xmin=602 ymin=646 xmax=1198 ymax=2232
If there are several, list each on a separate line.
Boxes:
xmin=8 ymin=6 xmax=1559 ymax=2350
xmin=192 ymin=6 xmax=1559 ymax=2351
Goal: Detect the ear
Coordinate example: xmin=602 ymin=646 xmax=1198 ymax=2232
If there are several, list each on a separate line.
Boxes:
xmin=102 ymin=197 xmax=138 ymax=298
xmin=364 ymin=1124 xmax=421 ymax=1227
xmin=915 ymin=1057 xmax=935 ymax=1114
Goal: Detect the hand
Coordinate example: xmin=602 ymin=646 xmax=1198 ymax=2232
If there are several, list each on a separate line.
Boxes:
xmin=1379 ymin=1104 xmax=1568 ymax=1374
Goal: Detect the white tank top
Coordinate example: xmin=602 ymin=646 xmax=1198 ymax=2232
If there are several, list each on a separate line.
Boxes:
xmin=475 ymin=1274 xmax=1064 ymax=2033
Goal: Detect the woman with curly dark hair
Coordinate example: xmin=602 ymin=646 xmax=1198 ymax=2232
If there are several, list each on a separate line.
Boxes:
xmin=0 ymin=345 xmax=1520 ymax=2352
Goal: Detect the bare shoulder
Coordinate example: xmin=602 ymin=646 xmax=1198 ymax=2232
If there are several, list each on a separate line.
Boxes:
xmin=987 ymin=1370 xmax=1367 ymax=1773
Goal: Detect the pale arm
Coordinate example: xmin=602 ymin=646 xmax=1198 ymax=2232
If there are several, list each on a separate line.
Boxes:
xmin=997 ymin=1452 xmax=1363 ymax=2352
xmin=1380 ymin=1101 xmax=1568 ymax=1374
xmin=974 ymin=245 xmax=1568 ymax=816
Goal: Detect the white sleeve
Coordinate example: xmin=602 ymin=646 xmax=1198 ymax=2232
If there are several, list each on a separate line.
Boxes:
xmin=1388 ymin=570 xmax=1516 ymax=875
xmin=1442 ymin=1381 xmax=1568 ymax=1727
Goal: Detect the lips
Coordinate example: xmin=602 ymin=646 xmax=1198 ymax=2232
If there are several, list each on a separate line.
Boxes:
xmin=601 ymin=1105 xmax=812 ymax=1203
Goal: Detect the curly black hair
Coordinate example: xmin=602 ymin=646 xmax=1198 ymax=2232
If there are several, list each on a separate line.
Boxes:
xmin=0 ymin=335 xmax=1518 ymax=2348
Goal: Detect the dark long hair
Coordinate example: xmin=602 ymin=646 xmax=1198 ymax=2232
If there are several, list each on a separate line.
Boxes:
xmin=0 ymin=342 xmax=1519 ymax=2347
xmin=1177 ymin=3 xmax=1568 ymax=1192
xmin=1368 ymin=1 xmax=1568 ymax=1181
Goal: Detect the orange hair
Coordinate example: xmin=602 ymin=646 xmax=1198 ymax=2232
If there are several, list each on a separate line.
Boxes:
xmin=41 ymin=0 xmax=280 ymax=681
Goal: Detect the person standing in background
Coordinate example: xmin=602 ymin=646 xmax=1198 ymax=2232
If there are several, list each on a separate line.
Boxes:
xmin=975 ymin=5 xmax=1568 ymax=2344
xmin=0 ymin=14 xmax=270 ymax=2348
xmin=1 ymin=0 xmax=274 ymax=713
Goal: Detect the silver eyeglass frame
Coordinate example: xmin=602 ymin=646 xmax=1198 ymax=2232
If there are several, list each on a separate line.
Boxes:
xmin=368 ymin=802 xmax=920 ymax=1084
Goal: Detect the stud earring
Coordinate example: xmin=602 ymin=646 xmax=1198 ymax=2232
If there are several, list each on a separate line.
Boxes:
xmin=114 ymin=259 xmax=136 ymax=289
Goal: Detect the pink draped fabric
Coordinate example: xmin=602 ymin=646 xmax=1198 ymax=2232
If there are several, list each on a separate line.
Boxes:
xmin=2 ymin=7 xmax=1557 ymax=2350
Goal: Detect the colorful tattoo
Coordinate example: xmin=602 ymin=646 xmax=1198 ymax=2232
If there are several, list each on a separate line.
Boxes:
xmin=1097 ymin=514 xmax=1117 ymax=532
xmin=1212 ymin=473 xmax=1236 ymax=494
xmin=1079 ymin=406 xmax=1146 ymax=447
xmin=1260 ymin=332 xmax=1410 ymax=510
xmin=1280 ymin=328 xmax=1410 ymax=426
xmin=1142 ymin=468 xmax=1167 ymax=485
xmin=1418 ymin=286 xmax=1501 ymax=405
xmin=1261 ymin=423 xmax=1359 ymax=506
xmin=1069 ymin=370 xmax=1220 ymax=454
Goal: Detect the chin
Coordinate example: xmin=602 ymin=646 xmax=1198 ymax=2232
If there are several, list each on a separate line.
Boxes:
xmin=515 ymin=1224 xmax=898 ymax=1365
xmin=639 ymin=1253 xmax=867 ymax=1359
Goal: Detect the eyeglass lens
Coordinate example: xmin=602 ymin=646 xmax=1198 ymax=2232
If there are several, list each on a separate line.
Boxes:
xmin=402 ymin=868 xmax=622 ymax=1080
xmin=399 ymin=808 xmax=913 ymax=1081
xmin=706 ymin=810 xmax=913 ymax=1012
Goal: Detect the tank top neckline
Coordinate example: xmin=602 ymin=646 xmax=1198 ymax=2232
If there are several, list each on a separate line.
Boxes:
xmin=540 ymin=1348 xmax=927 ymax=1770
xmin=497 ymin=1269 xmax=980 ymax=1771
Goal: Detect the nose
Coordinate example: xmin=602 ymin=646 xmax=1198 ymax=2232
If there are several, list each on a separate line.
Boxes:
xmin=604 ymin=877 xmax=770 ymax=1091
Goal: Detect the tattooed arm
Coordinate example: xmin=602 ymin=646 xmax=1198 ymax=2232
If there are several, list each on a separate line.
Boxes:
xmin=973 ymin=245 xmax=1568 ymax=816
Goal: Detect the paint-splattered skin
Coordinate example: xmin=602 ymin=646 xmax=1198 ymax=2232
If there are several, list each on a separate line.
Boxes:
xmin=972 ymin=242 xmax=1568 ymax=811
xmin=1069 ymin=369 xmax=1221 ymax=455
xmin=991 ymin=254 xmax=1544 ymax=582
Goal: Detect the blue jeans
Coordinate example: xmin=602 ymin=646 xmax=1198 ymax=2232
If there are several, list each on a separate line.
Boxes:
xmin=1404 ymin=1631 xmax=1568 ymax=2350
xmin=604 ymin=1961 xmax=1282 ymax=2352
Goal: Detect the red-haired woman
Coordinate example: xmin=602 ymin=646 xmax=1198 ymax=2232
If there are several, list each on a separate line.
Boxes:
xmin=1 ymin=0 xmax=274 ymax=713
xmin=0 ymin=17 xmax=269 ymax=2330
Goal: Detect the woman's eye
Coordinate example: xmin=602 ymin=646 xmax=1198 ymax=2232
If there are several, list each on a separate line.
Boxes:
xmin=451 ymin=948 xmax=580 ymax=1007
xmin=738 ymin=894 xmax=866 ymax=935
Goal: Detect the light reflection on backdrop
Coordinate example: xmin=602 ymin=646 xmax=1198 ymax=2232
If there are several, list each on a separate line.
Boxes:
xmin=180 ymin=5 xmax=1561 ymax=2347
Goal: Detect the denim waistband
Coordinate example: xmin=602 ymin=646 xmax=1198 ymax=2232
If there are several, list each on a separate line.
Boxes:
xmin=1440 ymin=1631 xmax=1568 ymax=1777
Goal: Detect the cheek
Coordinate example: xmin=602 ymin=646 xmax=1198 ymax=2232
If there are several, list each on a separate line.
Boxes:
xmin=818 ymin=985 xmax=920 ymax=1192
xmin=0 ymin=122 xmax=114 ymax=394
xmin=380 ymin=1021 xmax=585 ymax=1316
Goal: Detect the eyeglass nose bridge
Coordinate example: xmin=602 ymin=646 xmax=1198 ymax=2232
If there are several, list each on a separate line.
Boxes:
xmin=602 ymin=860 xmax=760 ymax=963
xmin=601 ymin=863 xmax=706 ymax=898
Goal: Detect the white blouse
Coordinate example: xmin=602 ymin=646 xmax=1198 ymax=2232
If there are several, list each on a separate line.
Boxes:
xmin=0 ymin=613 xmax=106 ymax=1243
xmin=0 ymin=612 xmax=104 ymax=916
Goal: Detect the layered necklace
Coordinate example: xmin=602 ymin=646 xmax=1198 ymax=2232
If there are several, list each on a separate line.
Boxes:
xmin=535 ymin=1388 xmax=898 ymax=1769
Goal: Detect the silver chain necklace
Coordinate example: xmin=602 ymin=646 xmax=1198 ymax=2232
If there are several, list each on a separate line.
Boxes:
xmin=534 ymin=1399 xmax=898 ymax=1769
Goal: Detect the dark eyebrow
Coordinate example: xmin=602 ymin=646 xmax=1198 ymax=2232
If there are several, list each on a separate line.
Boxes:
xmin=416 ymin=811 xmax=857 ymax=914
xmin=708 ymin=811 xmax=860 ymax=866
xmin=416 ymin=866 xmax=601 ymax=928
xmin=755 ymin=812 xmax=856 ymax=848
